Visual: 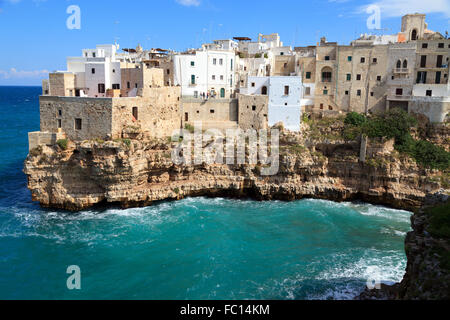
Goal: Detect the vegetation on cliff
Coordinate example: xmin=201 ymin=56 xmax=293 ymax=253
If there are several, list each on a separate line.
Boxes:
xmin=344 ymin=109 xmax=450 ymax=170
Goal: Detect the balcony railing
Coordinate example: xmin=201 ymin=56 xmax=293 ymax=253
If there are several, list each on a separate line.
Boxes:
xmin=393 ymin=68 xmax=409 ymax=73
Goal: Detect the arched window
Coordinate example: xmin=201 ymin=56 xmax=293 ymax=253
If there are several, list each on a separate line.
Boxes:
xmin=411 ymin=29 xmax=417 ymax=41
xmin=261 ymin=86 xmax=268 ymax=95
xmin=321 ymin=67 xmax=332 ymax=83
xmin=396 ymin=60 xmax=402 ymax=69
xmin=403 ymin=60 xmax=408 ymax=69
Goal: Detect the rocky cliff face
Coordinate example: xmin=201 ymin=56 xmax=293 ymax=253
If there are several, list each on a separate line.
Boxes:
xmin=23 ymin=132 xmax=446 ymax=212
xmin=358 ymin=201 xmax=450 ymax=300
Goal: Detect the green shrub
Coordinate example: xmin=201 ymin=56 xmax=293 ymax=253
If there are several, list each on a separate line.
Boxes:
xmin=426 ymin=202 xmax=450 ymax=239
xmin=57 ymin=139 xmax=68 ymax=150
xmin=185 ymin=123 xmax=195 ymax=134
xmin=264 ymin=53 xmax=268 ymax=59
xmin=344 ymin=112 xmax=367 ymax=127
xmin=412 ymin=140 xmax=450 ymax=170
xmin=122 ymin=139 xmax=131 ymax=147
xmin=343 ymin=126 xmax=362 ymax=141
xmin=255 ymin=53 xmax=262 ymax=58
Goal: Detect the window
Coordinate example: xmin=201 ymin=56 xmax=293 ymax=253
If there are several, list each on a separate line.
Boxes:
xmin=377 ymin=76 xmax=381 ymax=81
xmin=360 ymin=57 xmax=365 ymax=63
xmin=91 ymin=68 xmax=95 ymax=74
xmin=438 ymin=43 xmax=444 ymax=48
xmin=320 ymin=104 xmax=324 ymax=110
xmin=373 ymin=58 xmax=377 ymax=63
xmin=261 ymin=86 xmax=267 ymax=95
xmin=323 ymin=89 xmax=328 ymax=95
xmin=403 ymin=60 xmax=408 ymax=69
xmin=356 ymin=74 xmax=361 ymax=81
xmin=321 ymin=68 xmax=332 ymax=82
xmin=251 ymin=82 xmax=255 ymax=87
xmin=127 ymin=82 xmax=131 ymax=89
xmin=191 ymin=61 xmax=195 ymax=66
xmin=284 ymin=86 xmax=289 ymax=95
xmin=92 ymin=52 xmax=96 ymax=58
xmin=132 ymin=107 xmax=138 ymax=121
xmin=220 ymin=88 xmax=225 ymax=98
xmin=396 ymin=88 xmax=403 ymax=96
xmin=213 ymin=58 xmax=217 ymax=65
xmin=411 ymin=29 xmax=417 ymax=41
xmin=348 ymin=56 xmax=352 ymax=62
xmin=305 ymin=87 xmax=311 ymax=96
xmin=426 ymin=90 xmax=432 ymax=97
xmin=305 ymin=72 xmax=311 ymax=79
xmin=220 ymin=75 xmax=224 ymax=80
xmin=420 ymin=55 xmax=427 ymax=68
xmin=75 ymin=118 xmax=82 ymax=130
xmin=357 ymin=90 xmax=361 ymax=96
xmin=58 ymin=109 xmax=62 ymax=116
xmin=252 ymin=106 xmax=256 ymax=111
xmin=185 ymin=112 xmax=189 ymax=122
xmin=345 ymin=90 xmax=349 ymax=95
xmin=210 ymin=109 xmax=215 ymax=114
xmin=325 ymin=56 xmax=330 ymax=61
xmin=212 ymin=75 xmax=216 ymax=80
xmin=416 ymin=71 xmax=427 ymax=84
xmin=230 ymin=59 xmax=233 ymax=71
xmin=396 ymin=60 xmax=402 ymax=69
xmin=112 ymin=69 xmax=115 ymax=73
xmin=436 ymin=71 xmax=441 ymax=84
xmin=112 ymin=84 xmax=120 ymax=90
xmin=284 ymin=63 xmax=288 ymax=68
xmin=135 ymin=83 xmax=138 ymax=88
xmin=422 ymin=43 xmax=428 ymax=49
xmin=58 ymin=119 xmax=62 ymax=128
xmin=437 ymin=55 xmax=443 ymax=68
xmin=346 ymin=74 xmax=351 ymax=81
xmin=98 ymin=83 xmax=105 ymax=93
xmin=219 ymin=59 xmax=223 ymax=65
xmin=191 ymin=75 xmax=195 ymax=85
xmin=167 ymin=69 xmax=170 ymax=75
xmin=370 ymin=92 xmax=374 ymax=97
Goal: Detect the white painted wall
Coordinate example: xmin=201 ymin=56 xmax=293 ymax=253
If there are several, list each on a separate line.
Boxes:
xmin=413 ymin=83 xmax=450 ymax=97
xmin=243 ymin=76 xmax=303 ymax=131
xmin=174 ymin=50 xmax=236 ymax=98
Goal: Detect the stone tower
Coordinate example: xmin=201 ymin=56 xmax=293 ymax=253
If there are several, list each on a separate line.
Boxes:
xmin=401 ymin=13 xmax=426 ymax=41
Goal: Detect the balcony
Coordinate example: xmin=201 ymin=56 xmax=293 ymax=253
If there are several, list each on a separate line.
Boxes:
xmin=393 ymin=68 xmax=409 ymax=74
xmin=387 ymin=95 xmax=411 ymax=101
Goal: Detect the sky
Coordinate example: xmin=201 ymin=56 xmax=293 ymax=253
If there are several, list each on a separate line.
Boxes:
xmin=0 ymin=0 xmax=449 ymax=85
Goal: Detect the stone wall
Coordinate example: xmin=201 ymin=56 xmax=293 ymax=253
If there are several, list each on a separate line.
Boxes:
xmin=112 ymin=86 xmax=181 ymax=139
xmin=181 ymin=98 xmax=238 ymax=130
xmin=49 ymin=73 xmax=76 ymax=97
xmin=40 ymin=96 xmax=114 ymax=141
xmin=409 ymin=97 xmax=450 ymax=123
xmin=238 ymin=94 xmax=269 ymax=130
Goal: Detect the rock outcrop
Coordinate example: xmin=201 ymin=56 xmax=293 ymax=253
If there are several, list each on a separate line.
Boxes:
xmin=23 ymin=134 xmax=446 ymax=212
xmin=358 ymin=200 xmax=450 ymax=300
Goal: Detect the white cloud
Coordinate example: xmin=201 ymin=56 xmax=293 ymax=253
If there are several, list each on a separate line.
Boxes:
xmin=175 ymin=0 xmax=200 ymax=7
xmin=360 ymin=0 xmax=450 ymax=18
xmin=0 ymin=68 xmax=49 ymax=79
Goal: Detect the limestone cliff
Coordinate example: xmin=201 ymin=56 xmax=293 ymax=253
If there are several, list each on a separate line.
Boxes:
xmin=23 ymin=133 xmax=446 ymax=212
xmin=358 ymin=201 xmax=450 ymax=300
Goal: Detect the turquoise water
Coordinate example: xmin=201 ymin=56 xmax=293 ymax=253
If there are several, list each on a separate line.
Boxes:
xmin=0 ymin=87 xmax=412 ymax=300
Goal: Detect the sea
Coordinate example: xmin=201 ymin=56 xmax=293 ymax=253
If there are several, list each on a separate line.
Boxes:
xmin=0 ymin=86 xmax=412 ymax=300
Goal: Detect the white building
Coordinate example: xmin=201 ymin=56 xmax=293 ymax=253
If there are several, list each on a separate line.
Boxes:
xmin=59 ymin=44 xmax=122 ymax=97
xmin=173 ymin=49 xmax=236 ymax=98
xmin=243 ymin=76 xmax=303 ymax=131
